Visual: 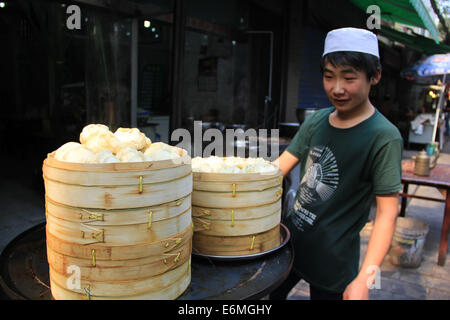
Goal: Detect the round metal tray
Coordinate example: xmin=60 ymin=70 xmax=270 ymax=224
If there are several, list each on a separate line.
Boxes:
xmin=192 ymin=223 xmax=291 ymax=262
xmin=0 ymin=222 xmax=294 ymax=300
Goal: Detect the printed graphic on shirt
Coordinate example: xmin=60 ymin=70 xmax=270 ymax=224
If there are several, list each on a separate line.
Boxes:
xmin=292 ymin=145 xmax=339 ymax=232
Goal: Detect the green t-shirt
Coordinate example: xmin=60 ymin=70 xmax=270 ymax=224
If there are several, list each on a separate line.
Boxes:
xmin=285 ymin=106 xmax=403 ymax=293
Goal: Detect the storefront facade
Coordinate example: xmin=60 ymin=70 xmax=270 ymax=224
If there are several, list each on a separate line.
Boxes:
xmin=0 ymin=0 xmax=444 ymax=188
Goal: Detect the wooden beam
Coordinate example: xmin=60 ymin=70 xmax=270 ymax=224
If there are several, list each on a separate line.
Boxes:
xmin=169 ymin=0 xmax=186 ymax=141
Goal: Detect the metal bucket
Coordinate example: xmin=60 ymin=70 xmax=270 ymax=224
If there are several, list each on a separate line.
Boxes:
xmin=389 ymin=217 xmax=429 ymax=268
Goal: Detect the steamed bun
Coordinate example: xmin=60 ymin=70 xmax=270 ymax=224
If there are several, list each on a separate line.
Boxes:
xmin=114 ymin=128 xmax=151 ymax=151
xmin=80 ymin=124 xmax=122 ymax=154
xmin=54 ymin=125 xmax=186 ymax=164
xmin=144 ymin=142 xmax=181 ymax=161
xmin=96 ymin=150 xmax=120 ymax=164
xmin=116 ymin=146 xmax=149 ymax=162
xmin=79 ymin=124 xmax=109 ymax=144
xmin=191 ymin=156 xmax=277 ymax=173
xmin=54 ymin=142 xmax=82 ymax=160
xmin=54 ymin=142 xmax=97 ymax=163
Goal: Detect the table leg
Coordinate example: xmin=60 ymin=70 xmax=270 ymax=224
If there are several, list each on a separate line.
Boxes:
xmin=400 ymin=183 xmax=409 ymax=217
xmin=438 ymin=192 xmax=450 ymax=266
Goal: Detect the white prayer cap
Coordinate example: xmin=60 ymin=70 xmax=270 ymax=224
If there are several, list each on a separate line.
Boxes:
xmin=323 ymin=27 xmax=379 ymax=58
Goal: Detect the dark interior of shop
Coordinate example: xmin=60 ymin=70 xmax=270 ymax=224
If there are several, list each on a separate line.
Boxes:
xmin=0 ymin=0 xmax=288 ymax=197
xmin=0 ymin=0 xmax=440 ymax=208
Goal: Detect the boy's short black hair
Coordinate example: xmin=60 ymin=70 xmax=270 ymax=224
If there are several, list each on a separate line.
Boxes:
xmin=320 ymin=51 xmax=382 ymax=80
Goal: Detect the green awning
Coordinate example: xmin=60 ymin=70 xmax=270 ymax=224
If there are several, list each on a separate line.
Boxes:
xmin=350 ymin=0 xmax=440 ymax=43
xmin=379 ymin=25 xmax=450 ymax=54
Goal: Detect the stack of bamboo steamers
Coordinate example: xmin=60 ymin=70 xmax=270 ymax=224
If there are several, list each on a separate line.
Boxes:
xmin=43 ymin=124 xmax=282 ymax=300
xmin=43 ymin=125 xmax=192 ymax=300
xmin=190 ymin=157 xmax=283 ymax=256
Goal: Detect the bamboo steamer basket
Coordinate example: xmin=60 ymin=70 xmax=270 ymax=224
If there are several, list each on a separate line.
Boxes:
xmin=43 ymin=152 xmax=192 ymax=209
xmin=193 ymin=225 xmax=281 ymax=256
xmin=192 ymin=167 xmax=283 ymax=256
xmin=49 ymin=260 xmax=191 ymax=300
xmin=42 ymin=148 xmax=193 ymax=300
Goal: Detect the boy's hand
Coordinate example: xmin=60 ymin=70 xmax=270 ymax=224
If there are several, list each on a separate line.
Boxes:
xmin=273 ymin=150 xmax=300 ymax=177
xmin=343 ymin=276 xmax=369 ymax=300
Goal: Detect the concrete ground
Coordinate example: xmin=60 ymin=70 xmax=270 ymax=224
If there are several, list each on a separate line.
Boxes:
xmin=0 ymin=139 xmax=449 ymax=300
xmin=0 ymin=167 xmax=46 ymax=255
xmin=288 ymin=140 xmax=450 ymax=300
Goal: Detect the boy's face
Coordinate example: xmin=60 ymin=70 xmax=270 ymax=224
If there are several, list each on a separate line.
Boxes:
xmin=322 ymin=62 xmax=380 ymax=113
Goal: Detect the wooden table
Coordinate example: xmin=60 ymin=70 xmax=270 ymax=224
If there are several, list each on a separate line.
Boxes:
xmin=400 ymin=160 xmax=450 ymax=266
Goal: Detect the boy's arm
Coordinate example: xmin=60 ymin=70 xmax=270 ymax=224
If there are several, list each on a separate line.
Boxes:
xmin=273 ymin=150 xmax=300 ymax=177
xmin=343 ymin=193 xmax=399 ymax=300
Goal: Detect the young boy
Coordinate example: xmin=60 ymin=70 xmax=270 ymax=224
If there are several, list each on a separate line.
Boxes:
xmin=272 ymin=27 xmax=403 ymax=300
